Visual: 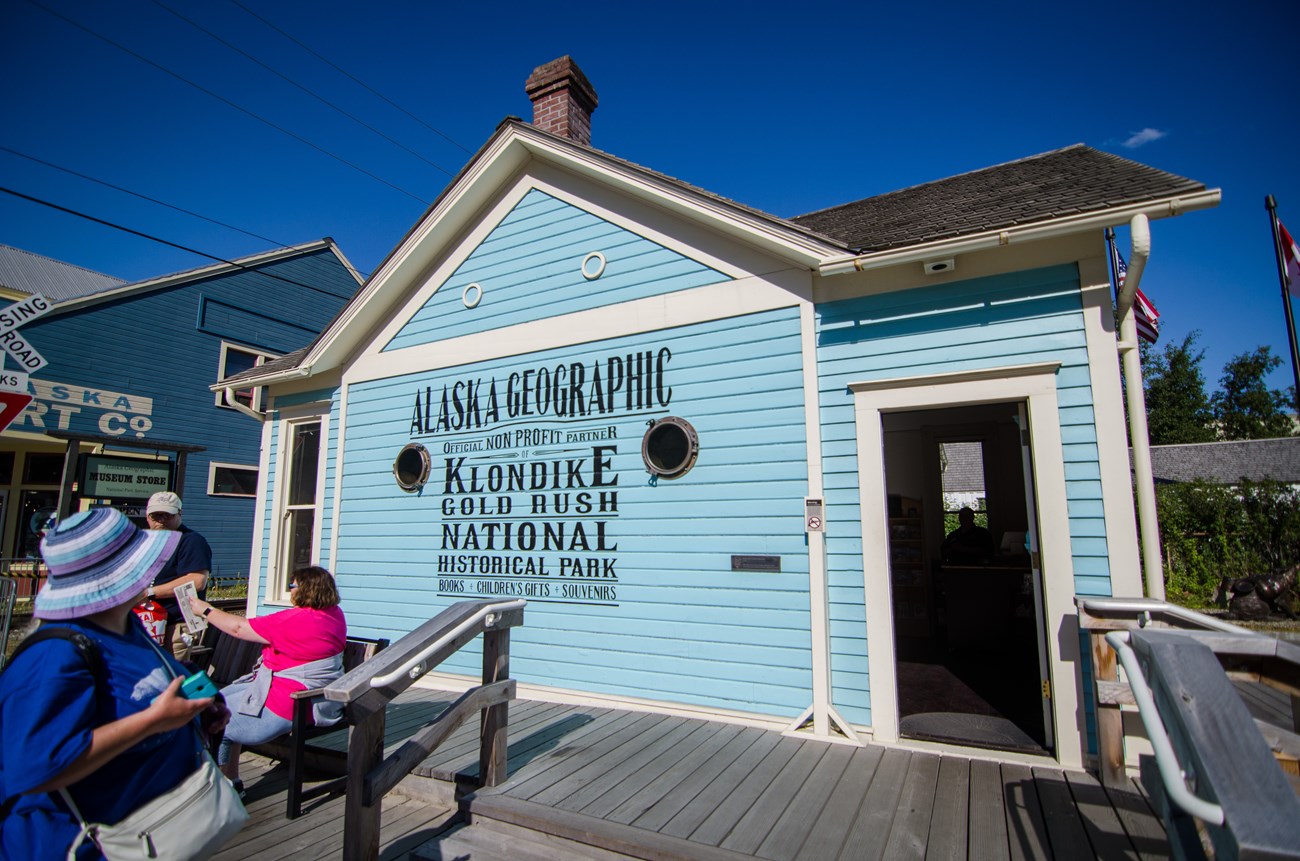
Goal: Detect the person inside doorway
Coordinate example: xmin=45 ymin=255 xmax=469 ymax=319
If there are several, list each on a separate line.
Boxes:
xmin=941 ymin=506 xmax=996 ymax=565
xmin=145 ymin=491 xmax=212 ymax=652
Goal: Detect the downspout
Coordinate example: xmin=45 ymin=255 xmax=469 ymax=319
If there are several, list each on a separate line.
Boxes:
xmin=222 ymin=387 xmax=265 ymax=421
xmin=1115 ymin=214 xmax=1165 ymax=600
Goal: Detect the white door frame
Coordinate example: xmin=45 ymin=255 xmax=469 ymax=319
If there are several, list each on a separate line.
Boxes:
xmin=850 ymin=362 xmax=1084 ymax=767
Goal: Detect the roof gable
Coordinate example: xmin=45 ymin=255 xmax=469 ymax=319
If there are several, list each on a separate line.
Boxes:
xmin=384 ymin=188 xmax=730 ymax=352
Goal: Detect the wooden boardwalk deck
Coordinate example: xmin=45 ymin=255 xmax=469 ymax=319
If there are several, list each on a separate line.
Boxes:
xmin=213 ymin=688 xmax=1171 ymax=860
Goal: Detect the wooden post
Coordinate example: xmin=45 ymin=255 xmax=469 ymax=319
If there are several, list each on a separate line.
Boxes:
xmin=480 ymin=627 xmax=510 ymax=786
xmin=342 ymin=706 xmax=386 ymax=861
xmin=1091 ymin=630 xmax=1126 ymax=788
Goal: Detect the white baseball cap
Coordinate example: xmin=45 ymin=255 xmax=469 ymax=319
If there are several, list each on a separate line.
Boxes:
xmin=146 ymin=491 xmax=183 ymax=516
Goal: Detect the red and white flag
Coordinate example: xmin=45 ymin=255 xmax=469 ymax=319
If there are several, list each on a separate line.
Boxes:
xmin=1115 ymin=250 xmax=1160 ymax=344
xmin=1281 ymin=220 xmax=1300 ymax=297
xmin=1133 ymin=286 xmax=1160 ymax=344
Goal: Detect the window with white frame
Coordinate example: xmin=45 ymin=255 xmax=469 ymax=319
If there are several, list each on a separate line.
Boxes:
xmin=208 ymin=462 xmax=259 ymax=497
xmin=215 ymin=342 xmax=278 ymax=412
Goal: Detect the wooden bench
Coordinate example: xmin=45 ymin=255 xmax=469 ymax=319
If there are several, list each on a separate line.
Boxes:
xmin=204 ymin=630 xmax=390 ymax=818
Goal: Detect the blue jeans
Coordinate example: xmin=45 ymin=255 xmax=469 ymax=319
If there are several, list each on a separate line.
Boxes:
xmin=217 ymin=680 xmax=293 ymax=767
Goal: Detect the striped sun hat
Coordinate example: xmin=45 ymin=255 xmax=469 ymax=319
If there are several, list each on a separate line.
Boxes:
xmin=35 ymin=508 xmax=181 ymax=620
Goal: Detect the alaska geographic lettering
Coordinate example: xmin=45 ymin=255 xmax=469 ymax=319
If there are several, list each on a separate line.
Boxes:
xmin=408 ymin=348 xmax=672 ymax=607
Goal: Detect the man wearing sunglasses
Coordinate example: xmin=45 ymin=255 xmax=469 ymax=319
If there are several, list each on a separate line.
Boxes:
xmin=144 ymin=491 xmax=213 ymax=652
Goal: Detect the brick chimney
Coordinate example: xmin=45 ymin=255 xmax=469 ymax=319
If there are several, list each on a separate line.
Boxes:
xmin=525 ymin=56 xmax=598 ymax=146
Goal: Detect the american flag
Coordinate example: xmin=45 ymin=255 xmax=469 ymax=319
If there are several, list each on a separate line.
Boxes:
xmin=1281 ymin=220 xmax=1300 ymax=297
xmin=1114 ymin=250 xmax=1160 ymax=344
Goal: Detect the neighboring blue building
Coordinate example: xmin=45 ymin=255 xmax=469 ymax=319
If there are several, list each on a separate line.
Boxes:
xmin=224 ymin=58 xmax=1220 ymax=768
xmin=0 ymin=240 xmax=362 ymax=585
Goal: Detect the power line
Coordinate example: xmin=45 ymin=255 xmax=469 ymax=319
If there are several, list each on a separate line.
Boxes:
xmin=0 ymin=145 xmax=301 ymax=254
xmin=227 ymin=0 xmax=472 ymax=155
xmin=0 ymin=185 xmax=362 ymax=299
xmin=22 ymin=0 xmax=431 ymax=204
xmin=147 ymin=0 xmax=457 ymax=178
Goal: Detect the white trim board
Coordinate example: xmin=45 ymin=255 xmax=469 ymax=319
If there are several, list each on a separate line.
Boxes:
xmin=849 ymin=362 xmax=1085 ymax=769
xmin=344 ymin=272 xmax=805 ymax=385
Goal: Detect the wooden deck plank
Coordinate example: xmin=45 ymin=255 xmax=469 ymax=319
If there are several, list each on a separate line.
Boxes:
xmin=454 ymin=707 xmax=635 ymax=787
xmin=836 ymin=747 xmax=911 ymax=861
xmin=1002 ymin=763 xmax=1052 ymax=861
xmin=1032 ymin=767 xmax=1096 ymax=861
xmin=793 ymin=745 xmax=884 ymax=861
xmin=1061 ymin=769 xmax=1142 ymax=860
xmin=576 ymin=720 xmax=724 ymax=819
xmin=429 ymin=701 xmax=584 ymax=778
xmin=518 ymin=713 xmax=681 ymax=807
xmin=719 ymin=740 xmax=829 ymax=854
xmin=424 ymin=699 xmax=568 ymax=773
xmin=421 ymin=704 xmax=603 ymax=781
xmin=685 ymin=736 xmax=806 ymax=846
xmin=924 ymin=755 xmax=971 ymax=861
xmin=606 ymin=722 xmax=745 ymax=825
xmin=658 ymin=732 xmax=791 ymax=840
xmin=879 ymin=751 xmax=941 ymax=860
xmin=213 ymin=688 xmax=1174 ymax=861
xmin=627 ymin=726 xmax=770 ymax=832
xmin=505 ymin=712 xmax=670 ymax=801
xmin=551 ymin=717 xmax=705 ymax=812
xmin=754 ymin=742 xmax=855 ymax=861
xmin=968 ymin=759 xmax=1011 ymax=861
xmin=1103 ymin=778 xmax=1171 ymax=861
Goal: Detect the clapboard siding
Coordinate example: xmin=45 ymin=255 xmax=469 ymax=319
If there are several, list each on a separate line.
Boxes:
xmin=385 ymin=189 xmax=729 ymax=350
xmin=17 ymin=249 xmax=355 ymax=583
xmin=815 ymin=264 xmax=1110 ymax=726
xmin=336 ymin=307 xmax=814 ymax=717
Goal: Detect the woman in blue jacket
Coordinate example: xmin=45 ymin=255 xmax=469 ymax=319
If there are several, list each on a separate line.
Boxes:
xmin=0 ymin=508 xmax=230 ymax=859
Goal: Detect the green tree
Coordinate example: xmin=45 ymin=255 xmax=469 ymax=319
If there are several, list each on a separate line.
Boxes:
xmin=1142 ymin=332 xmax=1215 ymax=445
xmin=1212 ymin=346 xmax=1295 ymax=440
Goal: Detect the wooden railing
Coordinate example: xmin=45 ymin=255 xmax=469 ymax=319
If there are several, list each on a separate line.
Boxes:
xmin=1079 ymin=597 xmax=1300 ymax=858
xmin=321 ymin=599 xmax=525 ymax=861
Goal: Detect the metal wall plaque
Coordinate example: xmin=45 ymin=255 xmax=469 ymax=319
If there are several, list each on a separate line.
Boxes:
xmin=731 ymin=555 xmax=781 ymax=572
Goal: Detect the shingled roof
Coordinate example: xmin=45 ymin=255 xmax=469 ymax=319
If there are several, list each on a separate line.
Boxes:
xmin=1140 ymin=438 xmax=1300 ymax=484
xmin=788 ymin=144 xmax=1207 ymax=253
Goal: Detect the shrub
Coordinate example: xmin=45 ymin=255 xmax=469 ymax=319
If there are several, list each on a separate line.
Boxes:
xmin=1154 ymin=479 xmax=1300 ymax=607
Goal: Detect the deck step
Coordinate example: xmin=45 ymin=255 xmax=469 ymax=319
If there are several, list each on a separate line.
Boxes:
xmin=410 ymin=817 xmax=644 ymax=861
xmin=453 ymin=794 xmax=759 ymax=861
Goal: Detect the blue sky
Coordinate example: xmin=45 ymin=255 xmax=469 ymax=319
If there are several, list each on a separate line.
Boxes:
xmin=4 ymin=0 xmax=1298 ymax=390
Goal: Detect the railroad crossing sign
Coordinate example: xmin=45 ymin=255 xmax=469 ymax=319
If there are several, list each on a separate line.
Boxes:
xmin=0 ymin=295 xmax=51 ymax=431
xmin=0 ymin=390 xmax=33 ymax=434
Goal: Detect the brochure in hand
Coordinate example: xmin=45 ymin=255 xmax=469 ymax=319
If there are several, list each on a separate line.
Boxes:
xmin=174 ymin=581 xmax=208 ymax=636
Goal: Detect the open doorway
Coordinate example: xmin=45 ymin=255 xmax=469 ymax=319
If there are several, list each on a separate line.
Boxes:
xmin=883 ymin=402 xmax=1052 ymax=754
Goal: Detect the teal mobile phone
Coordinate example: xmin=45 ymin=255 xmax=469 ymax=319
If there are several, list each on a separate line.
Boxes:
xmin=181 ymin=670 xmax=219 ymax=700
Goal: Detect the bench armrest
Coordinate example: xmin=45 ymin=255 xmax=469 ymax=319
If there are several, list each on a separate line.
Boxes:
xmin=290 ymin=686 xmax=327 ymax=701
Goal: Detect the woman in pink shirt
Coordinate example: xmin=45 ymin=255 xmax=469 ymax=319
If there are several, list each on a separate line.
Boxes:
xmin=189 ymin=566 xmax=347 ymax=796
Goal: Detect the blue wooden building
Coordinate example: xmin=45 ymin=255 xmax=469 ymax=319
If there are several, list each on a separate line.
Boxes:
xmin=0 ymin=240 xmax=361 ymax=585
xmin=224 ymin=58 xmax=1219 ymax=768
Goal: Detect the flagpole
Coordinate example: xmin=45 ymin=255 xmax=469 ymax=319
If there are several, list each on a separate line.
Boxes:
xmin=1265 ymin=195 xmax=1300 ymax=415
xmin=1105 ymin=227 xmax=1120 ymax=297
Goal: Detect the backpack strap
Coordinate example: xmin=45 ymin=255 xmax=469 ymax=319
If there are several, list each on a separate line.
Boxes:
xmin=3 ymin=625 xmax=104 ymax=680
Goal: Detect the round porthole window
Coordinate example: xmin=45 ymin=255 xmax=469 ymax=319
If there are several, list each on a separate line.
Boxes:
xmin=641 ymin=416 xmax=699 ymax=480
xmin=393 ymin=443 xmax=432 ymax=492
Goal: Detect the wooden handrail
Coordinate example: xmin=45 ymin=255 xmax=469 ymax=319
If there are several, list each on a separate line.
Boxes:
xmin=1122 ymin=629 xmax=1300 ymax=858
xmin=331 ymin=599 xmax=526 ymax=861
xmin=1076 ymin=597 xmax=1250 ymax=788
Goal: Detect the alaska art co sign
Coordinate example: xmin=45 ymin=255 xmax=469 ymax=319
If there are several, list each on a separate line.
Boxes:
xmin=408 ymin=347 xmax=674 ymax=609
